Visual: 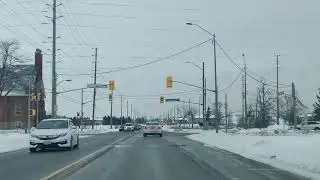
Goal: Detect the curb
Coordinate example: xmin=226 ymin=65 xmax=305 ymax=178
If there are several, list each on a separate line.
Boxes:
xmin=41 ymin=135 xmax=133 ymax=180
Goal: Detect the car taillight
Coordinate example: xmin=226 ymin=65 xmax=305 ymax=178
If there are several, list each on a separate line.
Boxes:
xmin=157 ymin=126 xmax=161 ymax=129
xmin=144 ymin=126 xmax=147 ymax=129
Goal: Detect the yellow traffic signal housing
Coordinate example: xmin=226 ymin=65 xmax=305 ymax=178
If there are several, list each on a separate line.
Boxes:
xmin=37 ymin=93 xmax=41 ymax=101
xmin=160 ymin=96 xmax=164 ymax=103
xmin=31 ymin=93 xmax=36 ymax=100
xmin=109 ymin=93 xmax=113 ymax=102
xmin=166 ymin=76 xmax=172 ymax=88
xmin=29 ymin=109 xmax=36 ymax=116
xmin=109 ymin=80 xmax=115 ymax=90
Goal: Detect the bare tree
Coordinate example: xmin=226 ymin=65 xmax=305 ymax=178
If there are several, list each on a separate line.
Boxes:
xmin=255 ymin=82 xmax=274 ymax=128
xmin=176 ymin=103 xmax=197 ymax=128
xmin=0 ymin=40 xmax=21 ymax=96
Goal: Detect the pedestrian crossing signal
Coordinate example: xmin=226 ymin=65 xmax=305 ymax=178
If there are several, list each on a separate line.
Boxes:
xmin=160 ymin=96 xmax=164 ymax=103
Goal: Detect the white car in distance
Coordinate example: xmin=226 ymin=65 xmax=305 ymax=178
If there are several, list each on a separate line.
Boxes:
xmin=143 ymin=121 xmax=162 ymax=137
xmin=29 ymin=119 xmax=79 ymax=152
xmin=297 ymin=121 xmax=320 ymax=131
xmin=124 ymin=123 xmax=134 ymax=132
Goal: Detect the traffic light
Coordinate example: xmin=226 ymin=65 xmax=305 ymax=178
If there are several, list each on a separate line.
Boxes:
xmin=109 ymin=80 xmax=115 ymax=90
xmin=160 ymin=96 xmax=164 ymax=103
xmin=37 ymin=93 xmax=41 ymax=101
xmin=109 ymin=93 xmax=113 ymax=102
xmin=166 ymin=76 xmax=172 ymax=88
xmin=31 ymin=93 xmax=36 ymax=100
xmin=29 ymin=109 xmax=36 ymax=116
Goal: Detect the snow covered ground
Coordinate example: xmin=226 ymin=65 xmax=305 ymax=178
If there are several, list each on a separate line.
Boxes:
xmin=187 ymin=129 xmax=320 ymax=180
xmin=162 ymin=124 xmax=202 ymax=134
xmin=79 ymin=125 xmax=119 ymax=135
xmin=0 ymin=125 xmax=118 ymax=154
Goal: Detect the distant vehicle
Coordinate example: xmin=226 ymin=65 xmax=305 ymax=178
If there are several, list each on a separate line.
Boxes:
xmin=119 ymin=124 xmax=124 ymax=132
xmin=29 ymin=119 xmax=79 ymax=152
xmin=143 ymin=121 xmax=162 ymax=137
xmin=134 ymin=124 xmax=142 ymax=130
xmin=124 ymin=123 xmax=134 ymax=132
xmin=296 ymin=121 xmax=320 ymax=131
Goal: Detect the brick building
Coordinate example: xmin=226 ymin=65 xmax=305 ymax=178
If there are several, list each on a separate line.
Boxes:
xmin=0 ymin=49 xmax=46 ymax=129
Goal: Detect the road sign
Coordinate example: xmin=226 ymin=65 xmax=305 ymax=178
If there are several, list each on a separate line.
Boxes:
xmin=165 ymin=98 xmax=180 ymax=102
xmin=109 ymin=80 xmax=115 ymax=90
xmin=87 ymin=84 xmax=108 ymax=88
xmin=166 ymin=76 xmax=173 ymax=88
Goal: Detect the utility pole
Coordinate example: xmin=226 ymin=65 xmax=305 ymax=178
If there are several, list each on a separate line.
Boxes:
xmin=51 ymin=0 xmax=57 ymax=118
xmin=120 ymin=96 xmax=123 ymax=125
xmin=80 ymin=88 xmax=84 ymax=131
xmin=202 ymin=62 xmax=206 ymax=130
xmin=225 ymin=93 xmax=228 ymax=133
xmin=27 ymin=81 xmax=31 ymax=132
xmin=242 ymin=75 xmax=245 ymax=127
xmin=92 ymin=48 xmax=98 ymax=129
xmin=126 ymin=100 xmax=129 ymax=118
xmin=213 ymin=34 xmax=219 ymax=133
xmin=131 ymin=104 xmax=133 ymax=122
xmin=292 ymin=82 xmax=297 ymax=129
xmin=110 ymin=93 xmax=113 ymax=129
xmin=189 ymin=98 xmax=192 ymax=128
xmin=276 ymin=54 xmax=280 ymax=125
xmin=243 ymin=54 xmax=247 ymax=129
xmin=199 ymin=95 xmax=201 ymax=126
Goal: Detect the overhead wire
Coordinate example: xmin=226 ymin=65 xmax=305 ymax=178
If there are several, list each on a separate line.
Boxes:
xmin=59 ymin=38 xmax=213 ymax=76
xmin=216 ymin=40 xmax=291 ymax=88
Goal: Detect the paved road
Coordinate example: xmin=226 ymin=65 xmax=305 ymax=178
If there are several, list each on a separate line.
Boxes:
xmin=67 ymin=132 xmax=308 ymax=180
xmin=0 ymin=131 xmax=135 ymax=180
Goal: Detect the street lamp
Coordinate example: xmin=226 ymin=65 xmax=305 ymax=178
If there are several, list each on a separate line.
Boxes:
xmin=57 ymin=79 xmax=72 ymax=86
xmin=186 ymin=22 xmax=219 ymax=133
xmin=184 ymin=61 xmax=207 ymax=130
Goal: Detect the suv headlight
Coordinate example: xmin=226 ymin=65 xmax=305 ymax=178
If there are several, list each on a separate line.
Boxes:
xmin=59 ymin=133 xmax=68 ymax=137
xmin=30 ymin=134 xmax=37 ymax=138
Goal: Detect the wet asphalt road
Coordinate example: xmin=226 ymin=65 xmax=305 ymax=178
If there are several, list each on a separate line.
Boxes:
xmin=0 ymin=131 xmax=135 ymax=180
xmin=66 ymin=132 xmax=308 ymax=180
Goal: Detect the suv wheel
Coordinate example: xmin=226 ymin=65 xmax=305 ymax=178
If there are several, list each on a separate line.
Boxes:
xmin=29 ymin=148 xmax=36 ymax=153
xmin=314 ymin=127 xmax=320 ymax=130
xmin=68 ymin=136 xmax=73 ymax=151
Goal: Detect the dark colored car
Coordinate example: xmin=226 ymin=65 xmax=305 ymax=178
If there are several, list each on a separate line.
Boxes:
xmin=134 ymin=124 xmax=141 ymax=130
xmin=119 ymin=124 xmax=124 ymax=132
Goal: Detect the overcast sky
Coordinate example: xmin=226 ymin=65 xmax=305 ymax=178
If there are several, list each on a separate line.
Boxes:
xmin=1 ymin=0 xmax=320 ymax=118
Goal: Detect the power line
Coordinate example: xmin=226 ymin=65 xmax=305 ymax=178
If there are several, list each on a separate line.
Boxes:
xmin=59 ymin=38 xmax=213 ymax=76
xmin=215 ymin=40 xmax=291 ymax=88
xmin=219 ymin=71 xmax=243 ymax=92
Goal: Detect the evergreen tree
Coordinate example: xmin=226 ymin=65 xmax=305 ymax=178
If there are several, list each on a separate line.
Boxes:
xmin=313 ymin=89 xmax=320 ymax=121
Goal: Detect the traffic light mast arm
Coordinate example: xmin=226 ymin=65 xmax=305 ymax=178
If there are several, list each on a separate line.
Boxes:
xmin=173 ymin=80 xmax=215 ymax=93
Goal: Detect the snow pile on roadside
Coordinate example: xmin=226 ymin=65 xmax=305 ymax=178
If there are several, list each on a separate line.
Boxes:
xmin=162 ymin=125 xmax=202 ymax=134
xmin=187 ymin=131 xmax=320 ymax=179
xmin=79 ymin=125 xmax=118 ymax=135
xmin=0 ymin=133 xmax=29 ymax=153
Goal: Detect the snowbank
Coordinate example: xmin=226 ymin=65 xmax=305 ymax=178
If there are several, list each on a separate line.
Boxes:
xmin=79 ymin=125 xmax=118 ymax=135
xmin=162 ymin=125 xmax=203 ymax=134
xmin=0 ymin=133 xmax=29 ymax=153
xmin=187 ymin=130 xmax=320 ymax=179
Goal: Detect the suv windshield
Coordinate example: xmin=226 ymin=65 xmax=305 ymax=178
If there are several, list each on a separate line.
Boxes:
xmin=37 ymin=120 xmax=68 ymax=129
xmin=125 ymin=123 xmax=133 ymax=126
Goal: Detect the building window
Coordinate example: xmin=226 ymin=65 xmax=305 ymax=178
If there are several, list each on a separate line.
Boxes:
xmin=15 ymin=104 xmax=23 ymax=116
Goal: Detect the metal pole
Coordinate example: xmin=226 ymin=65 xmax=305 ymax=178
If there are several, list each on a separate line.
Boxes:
xmin=242 ymin=75 xmax=245 ymax=127
xmin=51 ymin=0 xmax=57 ymax=118
xmin=81 ymin=88 xmax=84 ymax=131
xmin=292 ymin=82 xmax=297 ymax=128
xmin=110 ymin=93 xmax=113 ymax=129
xmin=126 ymin=100 xmax=129 ymax=118
xmin=120 ymin=96 xmax=123 ymax=125
xmin=36 ymin=98 xmax=39 ymax=126
xmin=131 ymin=104 xmax=132 ymax=122
xmin=92 ymin=48 xmax=98 ymax=129
xmin=202 ymin=62 xmax=206 ymax=130
xmin=243 ymin=54 xmax=247 ymax=128
xmin=214 ymin=34 xmax=219 ymax=133
xmin=276 ymin=55 xmax=280 ymax=125
xmin=225 ymin=93 xmax=228 ymax=133
xmin=27 ymin=81 xmax=31 ymax=132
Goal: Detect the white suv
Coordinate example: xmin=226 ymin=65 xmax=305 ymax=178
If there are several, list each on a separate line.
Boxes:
xmin=124 ymin=123 xmax=134 ymax=132
xmin=297 ymin=121 xmax=320 ymax=131
xmin=29 ymin=119 xmax=79 ymax=152
xmin=143 ymin=121 xmax=162 ymax=137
